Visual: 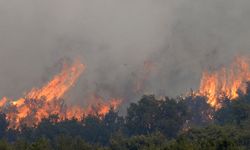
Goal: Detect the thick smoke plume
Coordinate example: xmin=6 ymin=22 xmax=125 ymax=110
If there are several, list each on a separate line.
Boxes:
xmin=0 ymin=0 xmax=250 ymax=108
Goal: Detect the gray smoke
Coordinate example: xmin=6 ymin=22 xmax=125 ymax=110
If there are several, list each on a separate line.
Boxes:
xmin=0 ymin=0 xmax=250 ymax=107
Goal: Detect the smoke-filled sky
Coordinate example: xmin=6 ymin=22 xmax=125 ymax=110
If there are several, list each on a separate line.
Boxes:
xmin=0 ymin=0 xmax=250 ymax=105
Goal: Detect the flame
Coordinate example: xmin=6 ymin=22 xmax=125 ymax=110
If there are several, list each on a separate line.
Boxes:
xmin=84 ymin=95 xmax=122 ymax=117
xmin=26 ymin=60 xmax=85 ymax=102
xmin=90 ymin=97 xmax=122 ymax=116
xmin=197 ymin=56 xmax=250 ymax=109
xmin=64 ymin=97 xmax=122 ymax=121
xmin=0 ymin=60 xmax=122 ymax=128
xmin=0 ymin=97 xmax=7 ymax=107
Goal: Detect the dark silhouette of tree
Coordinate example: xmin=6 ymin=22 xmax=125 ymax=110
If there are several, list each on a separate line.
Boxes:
xmin=184 ymin=96 xmax=215 ymax=127
xmin=0 ymin=90 xmax=249 ymax=149
xmin=0 ymin=113 xmax=8 ymax=139
xmin=126 ymin=95 xmax=161 ymax=135
xmin=110 ymin=132 xmax=166 ymax=150
xmin=126 ymin=95 xmax=189 ymax=138
xmin=27 ymin=138 xmax=52 ymax=150
xmin=215 ymin=85 xmax=250 ymax=126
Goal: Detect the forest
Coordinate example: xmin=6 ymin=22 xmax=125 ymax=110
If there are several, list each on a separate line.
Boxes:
xmin=1 ymin=0 xmax=250 ymax=149
xmin=0 ymin=84 xmax=250 ymax=150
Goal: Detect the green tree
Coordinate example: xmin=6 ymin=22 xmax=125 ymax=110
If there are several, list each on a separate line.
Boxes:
xmin=126 ymin=95 xmax=161 ymax=135
xmin=27 ymin=138 xmax=52 ymax=150
xmin=110 ymin=132 xmax=166 ymax=150
xmin=0 ymin=140 xmax=11 ymax=150
xmin=126 ymin=95 xmax=189 ymax=138
xmin=54 ymin=135 xmax=92 ymax=150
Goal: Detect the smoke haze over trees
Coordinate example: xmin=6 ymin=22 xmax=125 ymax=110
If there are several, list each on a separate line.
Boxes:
xmin=1 ymin=0 xmax=250 ymax=149
xmin=1 ymin=0 xmax=250 ymax=104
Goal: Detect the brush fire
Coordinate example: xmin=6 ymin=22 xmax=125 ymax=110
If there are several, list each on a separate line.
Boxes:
xmin=196 ymin=56 xmax=250 ymax=109
xmin=0 ymin=56 xmax=250 ymax=129
xmin=0 ymin=60 xmax=122 ymax=128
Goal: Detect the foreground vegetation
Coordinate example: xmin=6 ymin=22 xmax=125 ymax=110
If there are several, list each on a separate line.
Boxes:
xmin=1 ymin=86 xmax=250 ymax=149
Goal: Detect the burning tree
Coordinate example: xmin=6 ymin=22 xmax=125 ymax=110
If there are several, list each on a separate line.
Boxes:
xmin=196 ymin=56 xmax=250 ymax=109
xmin=0 ymin=60 xmax=121 ymax=129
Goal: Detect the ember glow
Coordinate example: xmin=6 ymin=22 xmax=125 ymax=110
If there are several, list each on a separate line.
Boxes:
xmin=0 ymin=60 xmax=122 ymax=128
xmin=197 ymin=56 xmax=250 ymax=109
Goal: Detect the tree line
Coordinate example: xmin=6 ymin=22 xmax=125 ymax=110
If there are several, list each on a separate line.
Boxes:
xmin=1 ymin=85 xmax=250 ymax=149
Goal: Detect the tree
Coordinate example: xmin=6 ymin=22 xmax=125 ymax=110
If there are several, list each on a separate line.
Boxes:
xmin=54 ymin=135 xmax=92 ymax=150
xmin=183 ymin=96 xmax=215 ymax=127
xmin=27 ymin=138 xmax=52 ymax=150
xmin=215 ymin=98 xmax=250 ymax=125
xmin=0 ymin=140 xmax=11 ymax=150
xmin=110 ymin=132 xmax=166 ymax=150
xmin=177 ymin=125 xmax=240 ymax=150
xmin=125 ymin=95 xmax=189 ymax=138
xmin=157 ymin=98 xmax=189 ymax=137
xmin=125 ymin=95 xmax=161 ymax=135
xmin=0 ymin=113 xmax=8 ymax=139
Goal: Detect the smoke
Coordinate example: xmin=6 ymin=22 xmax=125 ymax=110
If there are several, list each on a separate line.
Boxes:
xmin=0 ymin=0 xmax=250 ymax=106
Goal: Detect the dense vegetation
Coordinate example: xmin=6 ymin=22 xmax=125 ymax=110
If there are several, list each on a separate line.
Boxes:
xmin=1 ymin=85 xmax=250 ymax=149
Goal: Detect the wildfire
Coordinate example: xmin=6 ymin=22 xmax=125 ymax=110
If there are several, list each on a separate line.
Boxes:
xmin=65 ymin=96 xmax=122 ymax=121
xmin=2 ymin=55 xmax=249 ymax=128
xmin=26 ymin=60 xmax=85 ymax=102
xmin=0 ymin=60 xmax=122 ymax=128
xmin=197 ymin=56 xmax=250 ymax=109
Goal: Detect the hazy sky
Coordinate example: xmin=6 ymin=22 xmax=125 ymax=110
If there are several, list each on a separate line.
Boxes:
xmin=0 ymin=0 xmax=250 ymax=104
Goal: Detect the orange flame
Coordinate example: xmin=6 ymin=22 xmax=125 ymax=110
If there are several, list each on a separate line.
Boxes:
xmin=0 ymin=60 xmax=122 ymax=128
xmin=197 ymin=56 xmax=250 ymax=109
xmin=26 ymin=60 xmax=85 ymax=102
xmin=65 ymin=97 xmax=122 ymax=120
